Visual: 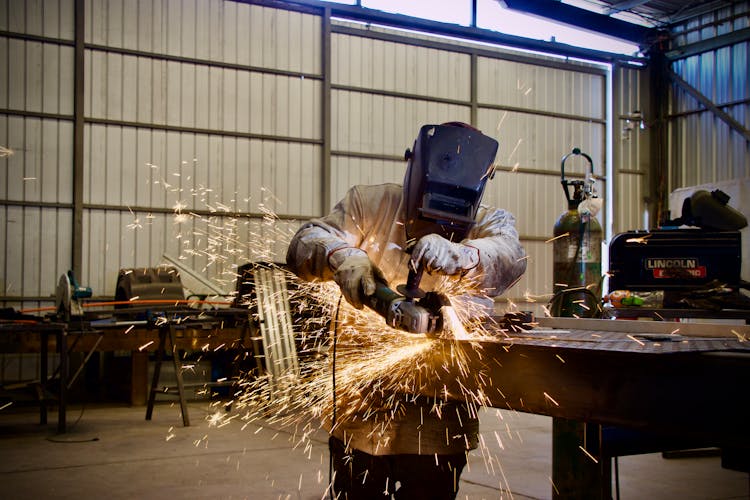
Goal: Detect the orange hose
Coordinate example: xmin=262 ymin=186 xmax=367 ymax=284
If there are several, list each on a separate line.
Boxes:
xmin=19 ymin=299 xmax=236 ymax=314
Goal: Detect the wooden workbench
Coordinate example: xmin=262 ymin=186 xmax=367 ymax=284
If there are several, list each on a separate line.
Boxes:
xmin=0 ymin=308 xmax=254 ymax=432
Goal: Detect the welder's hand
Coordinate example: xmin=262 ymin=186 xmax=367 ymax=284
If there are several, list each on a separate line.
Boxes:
xmin=411 ymin=234 xmax=480 ymax=276
xmin=332 ymin=254 xmax=385 ymax=309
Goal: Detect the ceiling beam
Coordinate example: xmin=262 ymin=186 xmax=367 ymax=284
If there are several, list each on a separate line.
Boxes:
xmin=250 ymin=0 xmax=645 ymax=63
xmin=666 ymin=27 xmax=750 ymax=60
xmin=503 ymin=0 xmax=654 ymax=45
xmin=603 ymin=0 xmax=650 ymax=16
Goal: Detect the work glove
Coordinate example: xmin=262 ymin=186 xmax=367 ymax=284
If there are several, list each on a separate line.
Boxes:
xmin=411 ymin=234 xmax=479 ymax=276
xmin=330 ymin=250 xmax=385 ymax=309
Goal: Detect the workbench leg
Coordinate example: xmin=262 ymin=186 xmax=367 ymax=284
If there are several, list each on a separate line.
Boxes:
xmin=145 ymin=328 xmax=167 ymax=421
xmin=57 ymin=327 xmax=68 ymax=434
xmin=552 ymin=418 xmax=611 ymax=499
xmin=168 ymin=326 xmax=190 ymax=427
xmin=130 ymin=351 xmax=148 ymax=406
xmin=40 ymin=331 xmax=48 ymax=426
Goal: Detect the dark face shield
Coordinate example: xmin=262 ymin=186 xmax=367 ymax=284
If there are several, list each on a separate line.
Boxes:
xmin=402 ymin=123 xmax=499 ymax=248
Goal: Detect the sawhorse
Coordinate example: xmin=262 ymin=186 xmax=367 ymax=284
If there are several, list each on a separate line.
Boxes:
xmin=145 ymin=324 xmax=193 ymax=425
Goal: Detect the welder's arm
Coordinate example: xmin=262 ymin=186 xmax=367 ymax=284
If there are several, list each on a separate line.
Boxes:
xmin=285 ymin=188 xmax=385 ymax=308
xmin=462 ymin=207 xmax=527 ymax=296
xmin=410 ymin=207 xmax=527 ymax=297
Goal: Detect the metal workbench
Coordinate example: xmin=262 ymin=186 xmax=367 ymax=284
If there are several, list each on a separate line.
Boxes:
xmin=424 ymin=316 xmax=750 ymax=498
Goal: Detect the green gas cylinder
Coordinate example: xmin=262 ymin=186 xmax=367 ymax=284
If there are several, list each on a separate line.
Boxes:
xmin=550 ymin=148 xmax=602 ymax=317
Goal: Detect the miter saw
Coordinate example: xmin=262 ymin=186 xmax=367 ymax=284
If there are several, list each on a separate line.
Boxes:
xmin=56 ymin=270 xmax=92 ymax=320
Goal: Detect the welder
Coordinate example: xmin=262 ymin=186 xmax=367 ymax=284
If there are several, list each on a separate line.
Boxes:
xmin=286 ymin=122 xmax=527 ymax=499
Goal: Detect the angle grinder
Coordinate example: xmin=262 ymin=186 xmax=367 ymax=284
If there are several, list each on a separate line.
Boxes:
xmin=364 ymin=265 xmax=450 ymax=335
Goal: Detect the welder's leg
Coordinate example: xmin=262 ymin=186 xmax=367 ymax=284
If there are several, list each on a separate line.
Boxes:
xmin=329 ymin=436 xmax=390 ymax=499
xmin=328 ymin=436 xmax=466 ymax=499
xmin=388 ymin=453 xmax=466 ymax=500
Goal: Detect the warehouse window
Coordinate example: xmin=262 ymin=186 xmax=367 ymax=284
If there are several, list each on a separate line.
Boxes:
xmin=321 ymin=0 xmax=642 ymax=56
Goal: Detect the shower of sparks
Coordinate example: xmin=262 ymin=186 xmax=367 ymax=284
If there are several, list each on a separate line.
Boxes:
xmin=127 ymin=207 xmax=142 ymax=230
xmin=496 ymin=112 xmax=508 ymax=132
xmin=731 ymin=330 xmax=747 ymax=342
xmin=578 ymin=445 xmax=599 ymax=464
xmin=626 ymin=334 xmax=645 ymax=346
xmin=127 ymin=159 xmax=533 ymax=498
xmin=506 ymin=138 xmax=523 ymax=164
xmin=138 ymin=340 xmax=154 ymax=351
xmin=549 ymin=476 xmax=560 ymax=495
xmin=626 ymin=234 xmax=651 ymax=244
xmin=543 ymin=392 xmax=559 ymax=406
xmin=545 ymin=233 xmax=569 ymax=243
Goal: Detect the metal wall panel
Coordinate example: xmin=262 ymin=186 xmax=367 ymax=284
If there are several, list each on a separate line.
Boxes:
xmin=73 ymin=0 xmax=324 ymax=295
xmin=481 ymin=170 xmax=565 ymax=243
xmin=84 ymin=52 xmax=321 ymax=138
xmin=83 ymin=125 xmax=320 ymax=214
xmin=1 ymin=0 xmax=76 ymax=308
xmin=330 ymin=157 xmax=405 ymax=207
xmin=86 ymin=0 xmax=320 ymax=74
xmin=477 ymin=108 xmax=605 ymax=173
xmin=1 ymin=206 xmax=72 ymax=298
xmin=0 ymin=37 xmax=75 ymax=115
xmin=514 ymin=240 xmax=550 ymax=305
xmin=478 ymin=57 xmax=604 ymax=120
xmin=0 ymin=116 xmax=74 ymax=203
xmin=669 ymin=5 xmax=750 ymax=191
xmin=615 ymin=173 xmax=645 ymax=232
xmin=613 ymin=64 xmax=648 ymax=233
xmin=332 ymin=33 xmax=471 ymax=101
xmin=81 ymin=122 xmax=321 ymax=293
xmin=331 ymin=90 xmax=470 ymax=157
xmin=0 ymin=0 xmax=75 ymax=39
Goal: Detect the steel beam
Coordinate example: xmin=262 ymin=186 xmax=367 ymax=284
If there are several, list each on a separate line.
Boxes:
xmin=503 ymin=0 xmax=653 ymax=44
xmin=669 ymin=69 xmax=750 ymax=142
xmin=73 ymin=0 xmax=85 ymax=278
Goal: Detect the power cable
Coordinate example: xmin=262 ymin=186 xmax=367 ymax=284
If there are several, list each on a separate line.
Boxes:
xmin=329 ymin=295 xmax=342 ymax=500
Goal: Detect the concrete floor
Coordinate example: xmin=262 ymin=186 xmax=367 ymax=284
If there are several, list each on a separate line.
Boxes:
xmin=0 ymin=402 xmax=747 ymax=500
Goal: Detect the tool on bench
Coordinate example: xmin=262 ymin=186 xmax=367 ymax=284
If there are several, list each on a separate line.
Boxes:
xmin=56 ymin=270 xmax=92 ymax=321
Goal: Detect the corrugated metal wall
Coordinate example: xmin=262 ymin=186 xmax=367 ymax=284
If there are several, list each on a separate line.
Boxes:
xmin=668 ymin=2 xmax=750 ymax=191
xmin=0 ymin=0 xmax=75 ymax=310
xmin=2 ymin=0 xmax=626 ymax=320
xmin=613 ymin=63 xmax=649 ymax=233
xmin=82 ymin=0 xmax=322 ymax=297
xmin=477 ymin=57 xmax=606 ymax=301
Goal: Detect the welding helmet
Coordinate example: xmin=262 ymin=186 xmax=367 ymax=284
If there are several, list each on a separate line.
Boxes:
xmin=402 ymin=122 xmax=499 ymax=248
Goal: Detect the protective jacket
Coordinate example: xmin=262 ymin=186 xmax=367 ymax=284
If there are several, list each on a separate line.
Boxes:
xmin=286 ymin=183 xmax=527 ymax=455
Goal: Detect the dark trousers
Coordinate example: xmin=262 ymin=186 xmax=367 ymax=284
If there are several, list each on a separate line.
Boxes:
xmin=329 ymin=436 xmax=467 ymax=500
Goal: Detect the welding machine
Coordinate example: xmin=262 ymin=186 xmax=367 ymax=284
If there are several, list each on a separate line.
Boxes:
xmin=608 ymin=189 xmax=748 ymax=309
xmin=608 ymin=229 xmax=742 ymax=293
